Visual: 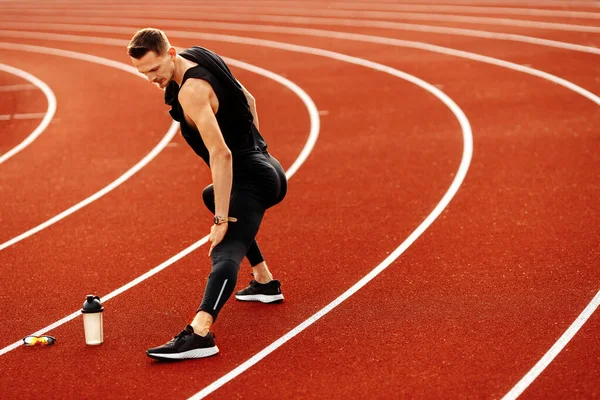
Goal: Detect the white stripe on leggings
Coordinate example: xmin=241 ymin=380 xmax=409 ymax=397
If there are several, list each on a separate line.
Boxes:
xmin=213 ymin=279 xmax=228 ymax=310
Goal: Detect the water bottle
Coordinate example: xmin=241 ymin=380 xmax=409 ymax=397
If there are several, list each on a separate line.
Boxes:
xmin=82 ymin=295 xmax=104 ymax=345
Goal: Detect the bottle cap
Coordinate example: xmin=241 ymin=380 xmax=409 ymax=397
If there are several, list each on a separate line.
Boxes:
xmin=81 ymin=295 xmax=104 ymax=314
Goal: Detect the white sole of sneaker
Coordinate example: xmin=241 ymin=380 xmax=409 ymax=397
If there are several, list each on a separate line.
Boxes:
xmin=235 ymin=294 xmax=284 ymax=303
xmin=147 ymin=345 xmax=219 ymax=360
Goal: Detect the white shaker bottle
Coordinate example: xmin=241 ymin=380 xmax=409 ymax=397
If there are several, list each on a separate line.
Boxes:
xmin=82 ymin=295 xmax=104 ymax=345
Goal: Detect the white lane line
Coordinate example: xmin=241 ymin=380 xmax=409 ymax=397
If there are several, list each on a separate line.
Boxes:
xmin=12 ymin=112 xmax=47 ymax=119
xmin=503 ymin=290 xmax=600 ymax=399
xmin=215 ymin=1 xmax=600 ymax=19
xmin=3 ymin=5 xmax=598 ymax=32
xmin=1 ymin=0 xmax=597 ymax=6
xmin=196 ymin=0 xmax=600 ymax=9
xmin=441 ymin=0 xmax=600 ymax=6
xmin=0 ymin=113 xmax=47 ymax=120
xmin=2 ymin=0 xmax=597 ymax=7
xmin=0 ymin=38 xmax=321 ymax=357
xmin=401 ymin=0 xmax=600 ymax=6
xmin=1 ymin=16 xmax=598 ymax=56
xmin=0 ymin=83 xmax=37 ymax=91
xmin=16 ymin=1 xmax=600 ymax=19
xmin=0 ymin=63 xmax=56 ymax=164
xmin=0 ymin=43 xmax=179 ymax=251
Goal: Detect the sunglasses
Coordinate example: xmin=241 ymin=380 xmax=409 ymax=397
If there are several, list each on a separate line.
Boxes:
xmin=23 ymin=335 xmax=56 ymax=346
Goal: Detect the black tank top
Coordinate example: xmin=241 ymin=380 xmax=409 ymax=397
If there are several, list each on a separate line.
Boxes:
xmin=164 ymin=46 xmax=267 ymax=165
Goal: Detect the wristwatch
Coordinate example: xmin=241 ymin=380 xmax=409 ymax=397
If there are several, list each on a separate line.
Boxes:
xmin=214 ymin=215 xmax=238 ymax=225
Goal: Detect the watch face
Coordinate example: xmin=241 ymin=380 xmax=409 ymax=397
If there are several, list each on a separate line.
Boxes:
xmin=214 ymin=215 xmax=220 ymax=224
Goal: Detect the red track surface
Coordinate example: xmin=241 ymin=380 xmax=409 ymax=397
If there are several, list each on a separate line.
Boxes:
xmin=0 ymin=1 xmax=598 ymax=399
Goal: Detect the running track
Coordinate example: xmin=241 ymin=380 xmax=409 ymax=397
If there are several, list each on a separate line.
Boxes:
xmin=0 ymin=0 xmax=598 ymax=399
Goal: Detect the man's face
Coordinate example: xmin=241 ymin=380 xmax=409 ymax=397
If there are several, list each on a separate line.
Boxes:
xmin=131 ymin=48 xmax=175 ymax=89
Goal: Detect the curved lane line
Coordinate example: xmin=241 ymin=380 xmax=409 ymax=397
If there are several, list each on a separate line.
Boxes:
xmin=2 ymin=0 xmax=598 ymax=8
xmin=0 ymin=43 xmax=179 ymax=251
xmin=1 ymin=18 xmax=598 ymax=55
xmin=0 ymin=41 xmax=321 ymax=357
xmin=0 ymin=63 xmax=56 ymax=164
xmin=3 ymin=5 xmax=597 ymax=32
xmin=2 ymin=29 xmax=598 ymax=396
xmin=503 ymin=290 xmax=600 ymax=399
xmin=0 ymin=83 xmax=37 ymax=91
xmin=221 ymin=1 xmax=600 ymax=19
xmin=136 ymin=5 xmax=600 ymax=32
xmin=7 ymin=1 xmax=600 ymax=19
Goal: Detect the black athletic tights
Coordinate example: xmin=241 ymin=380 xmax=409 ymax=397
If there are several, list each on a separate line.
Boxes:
xmin=197 ymin=150 xmax=287 ymax=320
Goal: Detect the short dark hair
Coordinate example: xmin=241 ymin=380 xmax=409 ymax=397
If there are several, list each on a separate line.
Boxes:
xmin=127 ymin=28 xmax=170 ymax=59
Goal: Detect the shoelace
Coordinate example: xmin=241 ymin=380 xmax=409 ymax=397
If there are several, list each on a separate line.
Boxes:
xmin=168 ymin=328 xmax=192 ymax=344
xmin=248 ymin=272 xmax=258 ymax=287
xmin=249 ymin=273 xmax=273 ymax=286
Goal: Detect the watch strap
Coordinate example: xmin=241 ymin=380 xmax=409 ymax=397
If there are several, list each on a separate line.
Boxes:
xmin=214 ymin=215 xmax=238 ymax=225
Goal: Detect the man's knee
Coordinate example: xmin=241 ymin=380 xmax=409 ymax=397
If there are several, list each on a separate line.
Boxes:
xmin=211 ymin=239 xmax=247 ymax=266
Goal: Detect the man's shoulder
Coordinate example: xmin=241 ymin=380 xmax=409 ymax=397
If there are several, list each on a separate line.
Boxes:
xmin=180 ymin=77 xmax=213 ymax=95
xmin=178 ymin=78 xmax=215 ymax=108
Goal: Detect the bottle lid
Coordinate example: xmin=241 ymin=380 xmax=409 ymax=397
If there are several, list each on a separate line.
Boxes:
xmin=81 ymin=295 xmax=104 ymax=314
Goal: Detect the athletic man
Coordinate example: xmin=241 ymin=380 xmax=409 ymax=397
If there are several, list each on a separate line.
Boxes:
xmin=127 ymin=28 xmax=287 ymax=360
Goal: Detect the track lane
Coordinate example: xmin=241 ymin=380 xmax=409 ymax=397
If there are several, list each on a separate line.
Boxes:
xmin=504 ymin=290 xmax=600 ymax=399
xmin=1 ymin=4 xmax=599 ymax=34
xmin=0 ymin=119 xmax=44 ymax=156
xmin=515 ymin=300 xmax=600 ymax=399
xmin=1 ymin=19 xmax=596 ymax=400
xmin=2 ymin=23 xmax=597 ymax=96
xmin=201 ymin=43 xmax=599 ymax=399
xmin=0 ymin=72 xmax=48 ymax=155
xmin=0 ymin=63 xmax=55 ymax=164
xmin=206 ymin=1 xmax=600 ymax=18
xmin=0 ymin=40 xmax=314 ymax=350
xmin=0 ymin=48 xmax=171 ymax=243
xmin=2 ymin=16 xmax=598 ymax=57
xmin=0 ymin=18 xmax=597 ymax=93
xmin=3 ymin=0 xmax=600 ymax=11
xmin=0 ymin=34 xmax=465 ymax=398
xmin=2 ymin=3 xmax=596 ymax=400
xmin=135 ymin=14 xmax=600 ymax=399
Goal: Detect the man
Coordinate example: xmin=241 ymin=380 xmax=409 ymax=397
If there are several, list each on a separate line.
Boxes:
xmin=127 ymin=28 xmax=287 ymax=360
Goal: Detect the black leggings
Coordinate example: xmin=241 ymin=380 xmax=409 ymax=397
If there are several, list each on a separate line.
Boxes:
xmin=197 ymin=151 xmax=287 ymax=320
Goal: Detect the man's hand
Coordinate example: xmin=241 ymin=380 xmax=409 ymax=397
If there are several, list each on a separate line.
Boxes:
xmin=208 ymin=223 xmax=229 ymax=257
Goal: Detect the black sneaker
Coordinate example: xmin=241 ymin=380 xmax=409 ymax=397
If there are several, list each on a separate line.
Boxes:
xmin=146 ymin=325 xmax=219 ymax=361
xmin=235 ymin=279 xmax=284 ymax=303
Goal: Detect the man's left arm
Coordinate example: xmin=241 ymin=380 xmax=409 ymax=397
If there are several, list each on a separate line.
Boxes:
xmin=179 ymin=78 xmax=232 ymax=256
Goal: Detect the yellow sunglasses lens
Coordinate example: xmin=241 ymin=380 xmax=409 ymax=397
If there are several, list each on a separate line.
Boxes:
xmin=23 ymin=335 xmax=56 ymax=346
